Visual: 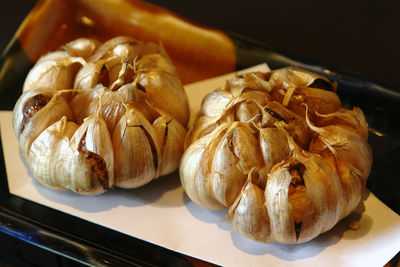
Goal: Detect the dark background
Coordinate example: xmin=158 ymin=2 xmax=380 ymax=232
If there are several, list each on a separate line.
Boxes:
xmin=1 ymin=0 xmax=399 ymax=88
xmin=0 ymin=1 xmax=399 ymax=266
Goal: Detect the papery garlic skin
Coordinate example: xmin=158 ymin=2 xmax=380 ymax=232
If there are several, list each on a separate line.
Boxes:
xmin=72 ymin=36 xmax=188 ymax=129
xmin=28 ymin=116 xmax=79 ymax=190
xmin=28 ymin=115 xmax=114 ymax=195
xmin=13 ymin=87 xmax=73 ymax=157
xmin=153 ymin=113 xmax=186 ymax=176
xmin=229 ymin=170 xmax=273 ymax=243
xmin=180 ymin=66 xmax=372 ymax=244
xmin=112 ymin=107 xmax=159 ymax=188
xmin=23 ymin=38 xmax=99 ymax=92
xmin=13 ymin=36 xmax=189 ymax=194
xmin=180 ymin=133 xmax=226 ymax=210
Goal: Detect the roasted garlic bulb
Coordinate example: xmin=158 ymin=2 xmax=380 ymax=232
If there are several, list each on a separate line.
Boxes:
xmin=180 ymin=66 xmax=372 ymax=243
xmin=14 ymin=36 xmax=189 ymax=194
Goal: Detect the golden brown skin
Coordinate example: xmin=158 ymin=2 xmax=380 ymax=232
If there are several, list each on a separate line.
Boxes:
xmin=13 ymin=36 xmax=189 ymax=194
xmin=180 ymin=66 xmax=372 ymax=244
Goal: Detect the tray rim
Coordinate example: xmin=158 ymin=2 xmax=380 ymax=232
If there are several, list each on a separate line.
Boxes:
xmin=1 ymin=13 xmax=400 ymax=267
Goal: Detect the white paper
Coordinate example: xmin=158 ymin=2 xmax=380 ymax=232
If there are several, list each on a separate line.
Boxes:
xmin=1 ymin=64 xmax=400 ymax=267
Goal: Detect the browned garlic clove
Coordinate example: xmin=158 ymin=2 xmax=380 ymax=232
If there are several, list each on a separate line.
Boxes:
xmin=67 ymin=114 xmax=114 ymax=194
xmin=28 ymin=113 xmax=114 ymax=195
xmin=228 ymin=72 xmax=272 ymax=97
xmin=313 ymin=107 xmax=369 ymax=139
xmin=268 ymin=66 xmax=336 ymax=92
xmin=13 ymin=87 xmax=73 ymax=157
xmin=186 ymin=88 xmax=270 ymax=146
xmin=307 ymin=110 xmax=372 ymax=216
xmin=180 ymin=66 xmax=372 ymax=244
xmin=233 ymin=91 xmax=269 ymax=126
xmin=271 ymin=86 xmax=341 ymax=117
xmin=259 ymin=127 xmax=290 ymax=175
xmin=265 ymin=139 xmax=344 ymax=244
xmin=306 ymin=110 xmax=372 ymax=183
xmin=207 ymin=122 xmax=262 ymax=207
xmin=14 ymin=36 xmax=189 ymax=194
xmin=264 ymin=101 xmax=311 ymax=149
xmin=268 ymin=66 xmax=341 ymax=116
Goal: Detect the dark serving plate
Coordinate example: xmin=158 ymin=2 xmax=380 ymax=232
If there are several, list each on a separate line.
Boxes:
xmin=0 ymin=0 xmax=399 ymax=266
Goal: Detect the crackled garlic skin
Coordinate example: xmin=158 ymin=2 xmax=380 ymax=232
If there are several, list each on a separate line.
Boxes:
xmin=180 ymin=67 xmax=372 ymax=244
xmin=13 ymin=36 xmax=189 ymax=195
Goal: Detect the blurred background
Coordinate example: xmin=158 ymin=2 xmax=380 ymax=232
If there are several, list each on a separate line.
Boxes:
xmin=1 ymin=0 xmax=399 ymax=88
xmin=0 ymin=0 xmax=399 ymax=266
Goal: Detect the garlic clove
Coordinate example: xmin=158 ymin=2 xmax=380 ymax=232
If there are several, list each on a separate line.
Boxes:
xmin=265 ymin=101 xmax=311 ymax=149
xmin=23 ymin=51 xmax=86 ymax=92
xmin=180 ymin=133 xmax=226 ymax=210
xmin=112 ymin=107 xmax=159 ymax=188
xmin=259 ymin=127 xmax=290 ymax=175
xmin=74 ymin=36 xmax=162 ymax=91
xmin=234 ymin=99 xmax=262 ymax=126
xmin=311 ymin=147 xmax=364 ymax=218
xmin=268 ymin=66 xmax=340 ymax=116
xmin=207 ymin=122 xmax=263 ymax=207
xmin=136 ymin=53 xmax=178 ymax=76
xmin=233 ymin=90 xmax=269 ymax=107
xmin=74 ymin=58 xmax=106 ymax=91
xmin=266 ymin=149 xmax=344 ymax=243
xmin=28 ymin=113 xmax=114 ymax=195
xmin=295 ymin=153 xmax=344 ymax=243
xmin=13 ymin=87 xmax=73 ymax=157
xmin=71 ymin=84 xmax=126 ymax=133
xmin=271 ymin=85 xmax=341 ymax=116
xmin=305 ymin=106 xmax=372 ymax=217
xmin=89 ymin=36 xmax=160 ymax=63
xmin=223 ymin=90 xmax=269 ymax=127
xmin=135 ymin=71 xmax=189 ymax=126
xmin=185 ymin=116 xmax=219 ymax=148
xmin=229 ymin=170 xmax=273 ymax=243
xmin=62 ymin=38 xmax=100 ymax=59
xmin=201 ymin=89 xmax=233 ymax=118
xmin=67 ymin=114 xmax=114 ymax=194
xmin=313 ymin=107 xmax=369 ymax=139
xmin=264 ymin=160 xmax=297 ymax=243
xmin=269 ymin=66 xmax=336 ymax=91
xmin=306 ymin=112 xmax=372 ymax=181
xmin=228 ymin=72 xmax=272 ymax=97
xmin=153 ymin=114 xmax=186 ymax=176
xmin=28 ymin=116 xmax=79 ymax=190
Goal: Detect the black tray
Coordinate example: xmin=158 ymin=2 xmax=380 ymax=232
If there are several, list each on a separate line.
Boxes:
xmin=0 ymin=3 xmax=399 ymax=267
